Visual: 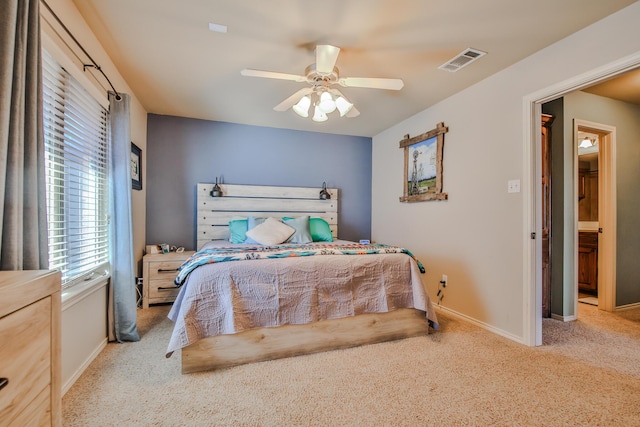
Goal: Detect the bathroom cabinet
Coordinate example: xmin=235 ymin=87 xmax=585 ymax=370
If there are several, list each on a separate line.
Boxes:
xmin=578 ymin=231 xmax=598 ymax=294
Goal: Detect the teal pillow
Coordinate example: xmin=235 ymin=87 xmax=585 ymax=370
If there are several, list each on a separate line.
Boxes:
xmin=309 ymin=217 xmax=333 ymax=242
xmin=282 ymin=216 xmax=313 ymax=244
xmin=228 ymin=219 xmax=248 ymax=243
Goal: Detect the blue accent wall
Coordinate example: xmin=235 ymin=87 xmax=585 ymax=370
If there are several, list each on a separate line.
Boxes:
xmin=146 ymin=114 xmax=372 ymax=250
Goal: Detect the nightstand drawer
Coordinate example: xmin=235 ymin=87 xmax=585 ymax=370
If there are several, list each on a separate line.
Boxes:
xmin=148 ymin=280 xmax=181 ymax=301
xmin=147 ymin=260 xmax=184 ymax=280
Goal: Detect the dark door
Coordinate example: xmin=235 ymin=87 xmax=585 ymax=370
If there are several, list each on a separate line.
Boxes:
xmin=541 ymin=114 xmax=554 ymax=318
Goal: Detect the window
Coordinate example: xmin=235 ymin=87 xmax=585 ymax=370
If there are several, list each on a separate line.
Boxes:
xmin=42 ymin=49 xmax=110 ymax=288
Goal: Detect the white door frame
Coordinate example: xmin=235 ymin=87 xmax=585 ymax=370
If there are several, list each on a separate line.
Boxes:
xmin=574 ymin=120 xmax=617 ymax=313
xmin=522 ymin=52 xmax=640 ymax=346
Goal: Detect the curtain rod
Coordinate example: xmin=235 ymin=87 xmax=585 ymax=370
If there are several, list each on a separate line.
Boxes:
xmin=41 ymin=0 xmax=122 ymax=101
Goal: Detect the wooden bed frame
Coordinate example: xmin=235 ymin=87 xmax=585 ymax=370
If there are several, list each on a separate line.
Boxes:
xmin=196 ymin=182 xmax=339 ymax=250
xmin=181 ymin=183 xmax=430 ymax=374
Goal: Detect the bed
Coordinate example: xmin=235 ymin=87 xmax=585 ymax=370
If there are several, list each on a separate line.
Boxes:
xmin=166 ymin=183 xmax=438 ymax=373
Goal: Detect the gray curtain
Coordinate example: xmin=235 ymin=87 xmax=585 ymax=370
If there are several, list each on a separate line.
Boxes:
xmin=0 ymin=0 xmax=48 ymax=270
xmin=108 ymin=92 xmax=139 ymax=342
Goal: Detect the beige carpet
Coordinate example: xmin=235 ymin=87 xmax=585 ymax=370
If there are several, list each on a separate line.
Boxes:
xmin=63 ymin=304 xmax=640 ymax=426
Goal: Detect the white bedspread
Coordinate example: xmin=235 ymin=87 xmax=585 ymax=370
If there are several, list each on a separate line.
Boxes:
xmin=166 ymin=243 xmax=438 ymax=355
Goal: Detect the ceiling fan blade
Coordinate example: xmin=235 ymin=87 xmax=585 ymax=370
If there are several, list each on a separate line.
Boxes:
xmin=338 ymin=77 xmax=404 ymax=90
xmin=316 ymin=45 xmax=340 ymax=73
xmin=241 ymin=68 xmax=306 ymax=83
xmin=329 ymin=88 xmax=347 ymax=98
xmin=345 ymin=105 xmax=360 ymax=118
xmin=273 ymin=87 xmax=313 ymax=111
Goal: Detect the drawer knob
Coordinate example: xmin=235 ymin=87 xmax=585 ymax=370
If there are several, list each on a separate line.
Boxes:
xmin=0 ymin=377 xmax=8 ymax=391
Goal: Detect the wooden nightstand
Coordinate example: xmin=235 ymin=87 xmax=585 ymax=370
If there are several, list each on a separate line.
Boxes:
xmin=142 ymin=251 xmax=195 ymax=308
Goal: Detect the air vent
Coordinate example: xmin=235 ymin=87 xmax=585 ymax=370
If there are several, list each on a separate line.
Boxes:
xmin=438 ymin=48 xmax=486 ymax=72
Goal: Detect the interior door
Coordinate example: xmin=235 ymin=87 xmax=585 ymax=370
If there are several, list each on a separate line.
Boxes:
xmin=541 ymin=114 xmax=554 ymax=318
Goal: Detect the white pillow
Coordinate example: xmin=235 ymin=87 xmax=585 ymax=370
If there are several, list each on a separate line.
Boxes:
xmin=244 ymin=217 xmax=295 ymax=245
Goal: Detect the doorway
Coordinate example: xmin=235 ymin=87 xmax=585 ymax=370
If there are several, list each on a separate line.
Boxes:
xmin=538 ymin=114 xmax=616 ymax=322
xmin=523 ymin=53 xmax=640 ymax=346
xmin=574 ymin=120 xmax=617 ymax=313
xmin=576 ymin=129 xmax=600 ymax=305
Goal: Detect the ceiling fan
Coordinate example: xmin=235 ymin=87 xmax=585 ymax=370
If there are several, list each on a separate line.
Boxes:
xmin=240 ymin=45 xmax=404 ymax=121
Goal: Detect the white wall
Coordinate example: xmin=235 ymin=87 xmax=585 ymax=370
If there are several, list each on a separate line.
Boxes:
xmin=372 ymin=2 xmax=640 ymax=342
xmin=61 ymin=281 xmax=108 ymax=395
xmin=44 ymin=0 xmax=148 ymax=391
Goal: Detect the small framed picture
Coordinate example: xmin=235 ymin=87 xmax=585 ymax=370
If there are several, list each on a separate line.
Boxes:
xmin=131 ymin=142 xmax=142 ymax=190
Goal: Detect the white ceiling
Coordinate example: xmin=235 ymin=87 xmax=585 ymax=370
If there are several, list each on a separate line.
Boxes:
xmin=72 ymin=0 xmax=638 ymax=137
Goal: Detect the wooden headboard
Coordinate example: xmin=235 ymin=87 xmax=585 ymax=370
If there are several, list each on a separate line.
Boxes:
xmin=197 ymin=183 xmax=338 ymax=250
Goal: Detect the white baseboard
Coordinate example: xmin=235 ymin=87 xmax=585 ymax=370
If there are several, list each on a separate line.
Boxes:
xmin=62 ymin=337 xmax=107 ymax=396
xmin=616 ymin=301 xmax=640 ymax=311
xmin=434 ymin=304 xmax=524 ymax=344
xmin=551 ymin=313 xmax=577 ymax=322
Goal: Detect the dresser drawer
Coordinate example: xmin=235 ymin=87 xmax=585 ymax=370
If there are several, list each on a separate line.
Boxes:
xmin=0 ymin=298 xmax=51 ymax=425
xmin=8 ymin=386 xmax=50 ymax=427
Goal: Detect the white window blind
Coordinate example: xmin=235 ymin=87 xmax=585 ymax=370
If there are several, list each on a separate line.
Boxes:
xmin=42 ymin=49 xmax=110 ymax=288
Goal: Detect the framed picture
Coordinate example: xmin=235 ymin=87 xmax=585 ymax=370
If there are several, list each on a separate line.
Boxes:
xmin=399 ymin=122 xmax=448 ymax=202
xmin=131 ymin=142 xmax=142 ymax=190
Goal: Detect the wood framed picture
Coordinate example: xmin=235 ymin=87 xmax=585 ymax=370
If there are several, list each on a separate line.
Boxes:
xmin=131 ymin=142 xmax=142 ymax=190
xmin=399 ymin=122 xmax=448 ymax=202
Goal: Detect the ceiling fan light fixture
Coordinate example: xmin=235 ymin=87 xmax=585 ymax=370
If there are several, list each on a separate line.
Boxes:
xmin=241 ymin=44 xmax=402 ymax=122
xmin=318 ymin=91 xmax=337 ymax=113
xmin=335 ymin=96 xmax=353 ymax=117
xmin=292 ymin=95 xmax=311 ymax=117
xmin=312 ymin=105 xmax=328 ymax=122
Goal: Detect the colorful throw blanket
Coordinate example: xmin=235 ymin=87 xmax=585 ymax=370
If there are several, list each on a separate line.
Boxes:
xmin=174 ymin=243 xmax=425 ymax=287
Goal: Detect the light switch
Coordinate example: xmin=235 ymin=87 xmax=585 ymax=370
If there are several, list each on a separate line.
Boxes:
xmin=508 ymin=179 xmax=520 ymax=193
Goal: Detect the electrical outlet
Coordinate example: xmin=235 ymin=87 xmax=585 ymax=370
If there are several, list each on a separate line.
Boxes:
xmin=507 ymin=179 xmax=521 ymax=193
xmin=441 ymin=274 xmax=448 ymax=287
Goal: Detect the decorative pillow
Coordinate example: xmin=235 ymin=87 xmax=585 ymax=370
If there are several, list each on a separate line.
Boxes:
xmin=309 ymin=217 xmax=333 ymax=242
xmin=228 ymin=219 xmax=248 ymax=244
xmin=244 ymin=216 xmax=268 ymax=244
xmin=245 ymin=217 xmax=295 ymax=245
xmin=247 ymin=216 xmax=267 ymax=229
xmin=282 ymin=216 xmax=313 ymax=244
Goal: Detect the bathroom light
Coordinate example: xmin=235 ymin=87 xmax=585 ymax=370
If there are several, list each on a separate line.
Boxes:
xmin=579 ymin=136 xmax=597 ymax=148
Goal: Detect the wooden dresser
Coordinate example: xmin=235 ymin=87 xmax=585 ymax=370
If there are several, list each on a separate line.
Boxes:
xmin=142 ymin=251 xmax=194 ymax=308
xmin=0 ymin=270 xmax=61 ymax=426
